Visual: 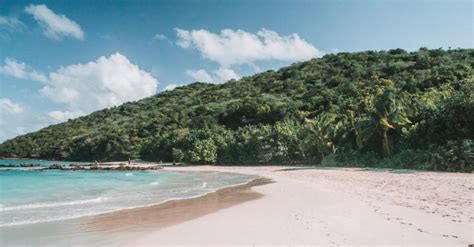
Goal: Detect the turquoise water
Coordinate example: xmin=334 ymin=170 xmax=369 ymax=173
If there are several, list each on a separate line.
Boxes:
xmin=0 ymin=159 xmax=258 ymax=227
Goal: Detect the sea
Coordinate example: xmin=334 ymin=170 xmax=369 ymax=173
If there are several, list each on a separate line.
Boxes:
xmin=0 ymin=159 xmax=259 ymax=227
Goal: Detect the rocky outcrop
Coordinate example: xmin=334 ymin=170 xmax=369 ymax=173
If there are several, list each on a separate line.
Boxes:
xmin=48 ymin=164 xmax=64 ymax=170
xmin=46 ymin=163 xmax=162 ymax=171
xmin=20 ymin=163 xmax=40 ymax=167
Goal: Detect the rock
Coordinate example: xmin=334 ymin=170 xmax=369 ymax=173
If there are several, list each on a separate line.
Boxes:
xmin=48 ymin=164 xmax=64 ymax=170
xmin=0 ymin=164 xmax=17 ymax=168
xmin=69 ymin=164 xmax=82 ymax=170
xmin=20 ymin=163 xmax=40 ymax=167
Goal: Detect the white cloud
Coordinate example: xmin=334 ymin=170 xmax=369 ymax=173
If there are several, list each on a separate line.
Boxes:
xmin=0 ymin=103 xmax=49 ymax=142
xmin=15 ymin=127 xmax=27 ymax=135
xmin=0 ymin=98 xmax=31 ymax=141
xmin=48 ymin=110 xmax=84 ymax=124
xmin=40 ymin=53 xmax=158 ymax=115
xmin=0 ymin=54 xmax=158 ymax=140
xmin=214 ymin=68 xmax=239 ymax=81
xmin=0 ymin=16 xmax=25 ymax=30
xmin=185 ymin=68 xmax=239 ymax=83
xmin=185 ymin=69 xmax=214 ymax=82
xmin=25 ymin=4 xmax=84 ymax=40
xmin=163 ymin=84 xmax=179 ymax=91
xmin=176 ymin=28 xmax=322 ymax=68
xmin=0 ymin=98 xmax=23 ymax=114
xmin=0 ymin=58 xmax=48 ymax=83
xmin=153 ymin=33 xmax=167 ymax=40
xmin=1 ymin=53 xmax=158 ymax=125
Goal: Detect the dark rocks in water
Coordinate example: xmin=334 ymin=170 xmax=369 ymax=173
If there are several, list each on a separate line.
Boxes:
xmin=0 ymin=163 xmax=42 ymax=168
xmin=69 ymin=164 xmax=83 ymax=170
xmin=0 ymin=164 xmax=18 ymax=167
xmin=45 ymin=163 xmax=162 ymax=171
xmin=20 ymin=163 xmax=40 ymax=167
xmin=148 ymin=166 xmax=162 ymax=170
xmin=48 ymin=164 xmax=64 ymax=170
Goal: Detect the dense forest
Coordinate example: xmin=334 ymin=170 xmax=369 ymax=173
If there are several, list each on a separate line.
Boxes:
xmin=1 ymin=48 xmax=473 ymax=171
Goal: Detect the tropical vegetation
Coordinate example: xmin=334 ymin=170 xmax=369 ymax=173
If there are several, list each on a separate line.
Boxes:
xmin=1 ymin=48 xmax=473 ymax=171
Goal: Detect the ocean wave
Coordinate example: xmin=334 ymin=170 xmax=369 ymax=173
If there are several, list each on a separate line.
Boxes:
xmin=0 ymin=197 xmax=107 ymax=212
xmin=0 ymin=174 xmax=260 ymax=227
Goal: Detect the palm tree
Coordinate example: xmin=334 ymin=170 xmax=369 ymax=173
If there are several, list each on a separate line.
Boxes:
xmin=303 ymin=111 xmax=350 ymax=160
xmin=355 ymin=84 xmax=412 ymax=156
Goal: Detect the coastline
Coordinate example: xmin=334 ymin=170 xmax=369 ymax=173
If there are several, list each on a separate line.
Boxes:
xmin=86 ymin=177 xmax=272 ymax=232
xmin=131 ymin=166 xmax=473 ymax=246
xmin=0 ymin=175 xmax=270 ymax=246
xmin=1 ymin=165 xmax=472 ymax=246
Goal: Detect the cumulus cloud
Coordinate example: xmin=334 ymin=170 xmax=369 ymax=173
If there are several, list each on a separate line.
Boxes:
xmin=0 ymin=99 xmax=29 ymax=141
xmin=176 ymin=28 xmax=322 ymax=68
xmin=1 ymin=53 xmax=158 ymax=125
xmin=0 ymin=54 xmax=158 ymax=140
xmin=48 ymin=110 xmax=84 ymax=124
xmin=163 ymin=84 xmax=180 ymax=91
xmin=0 ymin=58 xmax=48 ymax=83
xmin=40 ymin=53 xmax=158 ymax=115
xmin=0 ymin=98 xmax=24 ymax=114
xmin=214 ymin=68 xmax=239 ymax=81
xmin=185 ymin=69 xmax=214 ymax=82
xmin=0 ymin=100 xmax=49 ymax=142
xmin=186 ymin=68 xmax=239 ymax=83
xmin=25 ymin=4 xmax=84 ymax=40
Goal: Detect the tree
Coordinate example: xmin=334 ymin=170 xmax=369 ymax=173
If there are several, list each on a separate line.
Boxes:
xmin=355 ymin=79 xmax=412 ymax=156
xmin=172 ymin=148 xmax=184 ymax=163
xmin=188 ymin=138 xmax=217 ymax=164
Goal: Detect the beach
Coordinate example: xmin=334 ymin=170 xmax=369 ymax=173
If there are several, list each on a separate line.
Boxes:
xmin=128 ymin=166 xmax=473 ymax=246
xmin=1 ymin=165 xmax=472 ymax=246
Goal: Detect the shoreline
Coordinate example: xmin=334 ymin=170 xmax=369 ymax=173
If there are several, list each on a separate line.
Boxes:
xmin=1 ymin=165 xmax=472 ymax=246
xmin=0 ymin=172 xmax=263 ymax=228
xmin=131 ymin=166 xmax=473 ymax=246
xmin=0 ymin=175 xmax=271 ymax=246
xmin=86 ymin=177 xmax=272 ymax=232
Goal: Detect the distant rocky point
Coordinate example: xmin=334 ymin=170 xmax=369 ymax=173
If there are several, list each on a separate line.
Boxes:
xmin=0 ymin=162 xmax=163 ymax=171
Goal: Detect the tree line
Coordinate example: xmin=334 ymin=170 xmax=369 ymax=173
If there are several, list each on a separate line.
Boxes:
xmin=1 ymin=48 xmax=472 ymax=171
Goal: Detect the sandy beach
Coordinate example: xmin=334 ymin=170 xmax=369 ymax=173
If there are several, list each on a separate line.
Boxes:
xmin=1 ymin=166 xmax=472 ymax=246
xmin=127 ymin=166 xmax=473 ymax=246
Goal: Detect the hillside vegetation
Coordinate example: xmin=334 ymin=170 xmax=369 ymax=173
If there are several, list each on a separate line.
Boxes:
xmin=1 ymin=48 xmax=473 ymax=171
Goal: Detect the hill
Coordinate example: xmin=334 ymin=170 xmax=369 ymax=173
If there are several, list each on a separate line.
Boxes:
xmin=1 ymin=48 xmax=473 ymax=171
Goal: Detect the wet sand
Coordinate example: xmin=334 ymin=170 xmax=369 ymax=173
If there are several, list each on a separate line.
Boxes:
xmin=87 ymin=178 xmax=272 ymax=232
xmin=0 ymin=177 xmax=271 ymax=246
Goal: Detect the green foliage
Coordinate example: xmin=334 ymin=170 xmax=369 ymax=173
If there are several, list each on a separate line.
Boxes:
xmin=1 ymin=48 xmax=472 ymax=171
xmin=188 ymin=138 xmax=217 ymax=164
xmin=172 ymin=148 xmax=184 ymax=162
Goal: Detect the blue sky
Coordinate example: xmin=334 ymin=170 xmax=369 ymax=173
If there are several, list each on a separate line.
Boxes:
xmin=0 ymin=0 xmax=472 ymax=142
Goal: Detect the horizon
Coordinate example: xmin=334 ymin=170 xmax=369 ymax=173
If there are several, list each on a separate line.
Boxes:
xmin=1 ymin=0 xmax=473 ymax=142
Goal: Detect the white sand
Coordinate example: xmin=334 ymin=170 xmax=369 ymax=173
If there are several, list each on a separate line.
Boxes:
xmin=129 ymin=166 xmax=473 ymax=246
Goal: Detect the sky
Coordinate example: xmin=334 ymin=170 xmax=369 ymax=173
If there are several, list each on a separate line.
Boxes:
xmin=0 ymin=0 xmax=472 ymax=142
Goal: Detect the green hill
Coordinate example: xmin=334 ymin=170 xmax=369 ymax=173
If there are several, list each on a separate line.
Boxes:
xmin=1 ymin=48 xmax=473 ymax=171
